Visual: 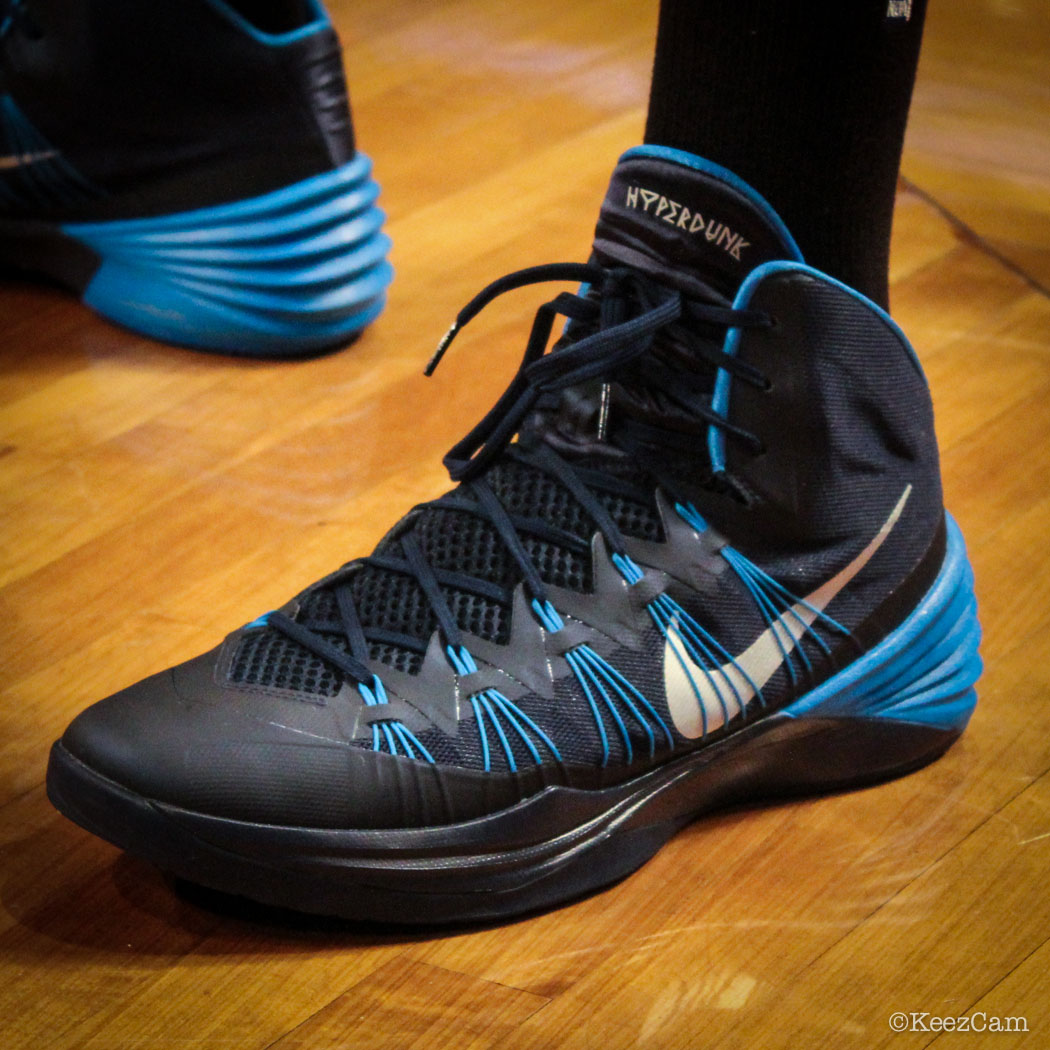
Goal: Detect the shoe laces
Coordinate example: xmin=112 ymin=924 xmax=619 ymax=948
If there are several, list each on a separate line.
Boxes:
xmin=267 ymin=261 xmax=774 ymax=696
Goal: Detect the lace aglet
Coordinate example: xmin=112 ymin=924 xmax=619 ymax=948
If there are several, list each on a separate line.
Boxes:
xmin=596 ymin=382 xmax=611 ymax=441
xmin=424 ymin=321 xmax=460 ymax=376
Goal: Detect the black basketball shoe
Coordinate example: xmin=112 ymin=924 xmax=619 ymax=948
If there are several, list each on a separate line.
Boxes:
xmin=0 ymin=0 xmax=390 ymax=355
xmin=46 ymin=146 xmax=982 ymax=923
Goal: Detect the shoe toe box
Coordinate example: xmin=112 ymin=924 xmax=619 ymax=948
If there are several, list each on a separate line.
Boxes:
xmin=58 ymin=641 xmax=530 ymax=830
xmin=60 ymin=645 xmax=408 ymax=828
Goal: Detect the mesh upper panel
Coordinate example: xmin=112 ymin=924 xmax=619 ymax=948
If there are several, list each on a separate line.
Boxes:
xmin=488 ymin=459 xmax=594 ymax=534
xmin=367 ymin=641 xmax=423 ymax=674
xmin=230 ymin=629 xmax=342 ymax=697
xmin=229 ymin=448 xmax=662 ymax=690
xmin=521 ymin=535 xmax=591 ymax=591
xmin=444 ymin=587 xmax=507 ymax=642
xmin=595 ymin=488 xmax=664 ymax=541
xmin=417 ymin=509 xmax=517 ymax=584
xmin=349 ymin=566 xmax=434 ymax=638
xmin=298 ymin=588 xmax=337 ymax=623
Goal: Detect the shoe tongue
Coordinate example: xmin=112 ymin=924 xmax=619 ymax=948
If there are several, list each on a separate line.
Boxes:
xmin=591 ymin=147 xmax=803 ymax=300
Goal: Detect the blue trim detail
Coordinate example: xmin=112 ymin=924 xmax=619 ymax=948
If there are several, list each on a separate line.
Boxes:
xmin=564 ymin=643 xmax=673 ymax=764
xmin=675 ymin=502 xmax=708 ymax=533
xmin=244 ymin=613 xmax=271 ymax=630
xmin=470 ymin=696 xmax=493 ymax=772
xmin=611 ymin=552 xmax=644 ymax=584
xmin=707 ymin=259 xmax=926 ymax=471
xmin=479 ymin=692 xmax=516 ymax=772
xmin=721 ymin=545 xmax=851 ymax=690
xmin=379 ymin=722 xmax=397 ymax=755
xmin=357 ymin=677 xmax=380 ymax=706
xmin=531 ymin=598 xmax=565 ymax=632
xmin=63 ymin=154 xmax=391 ymax=356
xmin=785 ymin=515 xmax=981 ymax=732
xmin=619 ymin=145 xmax=805 ymax=264
xmin=566 ymin=650 xmax=610 ymax=765
xmin=446 ymin=645 xmax=478 ymax=675
xmin=489 ymin=693 xmax=540 ymax=765
xmin=647 ymin=591 xmax=758 ymax=732
xmin=358 ymin=674 xmax=435 ymax=764
xmin=450 ymin=634 xmax=562 ymax=770
xmin=491 ymin=691 xmax=562 ymax=763
xmin=206 ymin=0 xmax=329 ymax=46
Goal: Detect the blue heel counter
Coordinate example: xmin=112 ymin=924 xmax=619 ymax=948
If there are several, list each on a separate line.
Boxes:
xmin=786 ymin=514 xmax=981 ymax=733
xmin=63 ymin=154 xmax=391 ymax=356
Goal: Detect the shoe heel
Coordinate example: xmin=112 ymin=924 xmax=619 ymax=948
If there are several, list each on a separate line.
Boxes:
xmin=62 ymin=153 xmax=392 ymax=356
xmin=785 ymin=512 xmax=981 ymax=742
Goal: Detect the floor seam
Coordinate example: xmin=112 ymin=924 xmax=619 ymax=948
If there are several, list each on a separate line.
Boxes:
xmin=899 ymin=175 xmax=1050 ymax=301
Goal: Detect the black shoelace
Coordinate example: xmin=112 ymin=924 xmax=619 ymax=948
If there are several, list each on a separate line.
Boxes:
xmin=268 ymin=262 xmax=773 ymax=694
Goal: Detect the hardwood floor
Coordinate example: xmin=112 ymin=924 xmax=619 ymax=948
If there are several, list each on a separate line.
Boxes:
xmin=2 ymin=1 xmax=1048 ymax=1047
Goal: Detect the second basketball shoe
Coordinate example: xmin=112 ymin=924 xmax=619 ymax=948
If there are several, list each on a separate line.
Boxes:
xmin=0 ymin=0 xmax=390 ymax=355
xmin=47 ymin=146 xmax=982 ymax=923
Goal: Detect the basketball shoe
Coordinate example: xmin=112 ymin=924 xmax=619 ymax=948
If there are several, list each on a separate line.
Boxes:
xmin=0 ymin=0 xmax=390 ymax=355
xmin=46 ymin=145 xmax=982 ymax=922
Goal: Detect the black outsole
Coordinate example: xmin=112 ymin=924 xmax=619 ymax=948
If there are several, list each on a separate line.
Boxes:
xmin=46 ymin=712 xmax=958 ymax=926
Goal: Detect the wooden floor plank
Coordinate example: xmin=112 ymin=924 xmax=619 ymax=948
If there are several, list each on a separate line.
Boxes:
xmin=268 ymin=958 xmax=550 ymax=1050
xmin=903 ymin=0 xmax=1050 ymax=288
xmin=954 ymin=938 xmax=1050 ymax=1048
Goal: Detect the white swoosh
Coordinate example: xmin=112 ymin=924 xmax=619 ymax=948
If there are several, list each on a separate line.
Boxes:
xmin=0 ymin=151 xmax=57 ymax=171
xmin=664 ymin=485 xmax=912 ymax=738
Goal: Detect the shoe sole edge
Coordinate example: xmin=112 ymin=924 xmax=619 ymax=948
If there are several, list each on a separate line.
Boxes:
xmin=0 ymin=154 xmax=391 ymax=356
xmin=46 ymin=713 xmax=961 ymax=926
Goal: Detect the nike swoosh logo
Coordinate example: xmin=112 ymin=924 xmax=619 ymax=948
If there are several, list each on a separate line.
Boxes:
xmin=0 ymin=151 xmax=57 ymax=170
xmin=664 ymin=485 xmax=912 ymax=738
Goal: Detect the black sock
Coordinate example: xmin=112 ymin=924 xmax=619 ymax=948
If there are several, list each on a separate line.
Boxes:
xmin=643 ymin=0 xmax=928 ymax=308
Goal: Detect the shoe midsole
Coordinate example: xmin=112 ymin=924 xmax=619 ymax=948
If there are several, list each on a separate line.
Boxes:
xmin=0 ymin=155 xmax=392 ymax=354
